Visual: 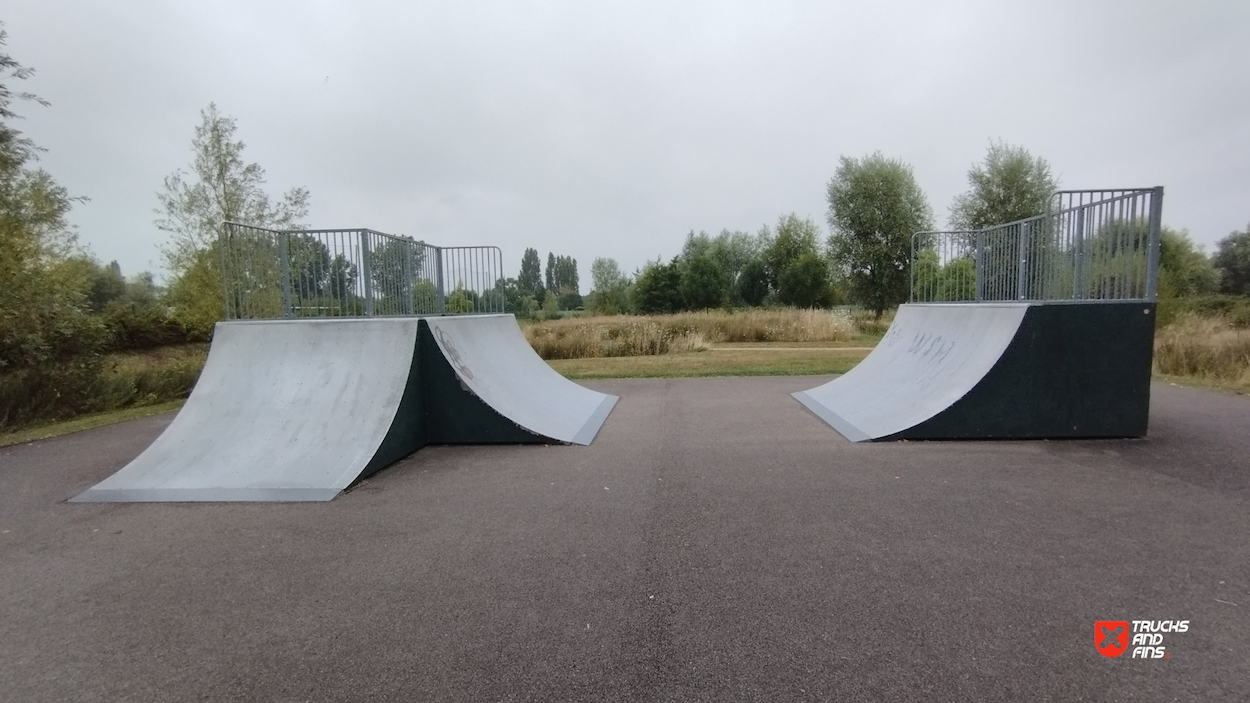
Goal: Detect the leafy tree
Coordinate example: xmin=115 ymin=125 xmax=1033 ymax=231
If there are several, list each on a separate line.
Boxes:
xmin=445 ymin=286 xmax=473 ymax=313
xmin=736 ymin=258 xmax=770 ymax=306
xmin=518 ymin=248 xmax=543 ymax=299
xmin=762 ymin=214 xmax=821 ymax=291
xmin=1214 ymin=225 xmax=1250 ymax=295
xmin=1158 ymin=228 xmax=1220 ymax=297
xmin=680 ymin=254 xmax=729 ymax=310
xmin=155 ymin=103 xmax=310 ymax=330
xmin=632 ymin=258 xmax=684 ymax=314
xmin=709 ymin=229 xmax=766 ymax=291
xmin=949 ymin=140 xmax=1058 ymax=230
xmin=539 ymin=253 xmax=580 ymax=309
xmin=679 ymin=229 xmax=766 ymax=304
xmin=588 ymin=257 xmax=631 ymax=315
xmin=553 ymin=255 xmax=580 ymax=291
xmin=85 ymin=260 xmax=127 ymax=312
xmin=826 ymin=152 xmax=934 ymax=316
xmin=0 ymin=23 xmax=105 ymax=384
xmin=591 ymin=257 xmax=624 ymax=291
xmin=778 ymin=252 xmax=831 ymax=308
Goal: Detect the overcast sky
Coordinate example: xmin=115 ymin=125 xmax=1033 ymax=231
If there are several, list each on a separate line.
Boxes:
xmin=7 ymin=0 xmax=1249 ymax=289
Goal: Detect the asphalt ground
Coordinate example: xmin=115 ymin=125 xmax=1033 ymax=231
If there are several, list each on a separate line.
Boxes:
xmin=0 ymin=377 xmax=1247 ymax=702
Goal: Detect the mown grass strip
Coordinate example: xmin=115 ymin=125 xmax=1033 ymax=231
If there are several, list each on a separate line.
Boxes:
xmin=549 ymin=348 xmax=869 ymax=379
xmin=0 ymin=400 xmax=186 ymax=448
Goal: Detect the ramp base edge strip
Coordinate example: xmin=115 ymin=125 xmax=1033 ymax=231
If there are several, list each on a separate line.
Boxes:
xmin=570 ymin=395 xmax=619 ymax=446
xmin=69 ymin=487 xmax=343 ymax=503
xmin=791 ymin=391 xmax=872 ymax=443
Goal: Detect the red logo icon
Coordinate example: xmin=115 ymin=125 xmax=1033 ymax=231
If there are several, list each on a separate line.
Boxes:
xmin=1096 ymin=621 xmax=1129 ymax=658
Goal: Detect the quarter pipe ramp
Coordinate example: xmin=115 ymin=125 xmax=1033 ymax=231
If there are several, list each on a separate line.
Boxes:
xmin=793 ymin=302 xmax=1156 ymax=441
xmin=72 ymin=315 xmax=617 ymax=502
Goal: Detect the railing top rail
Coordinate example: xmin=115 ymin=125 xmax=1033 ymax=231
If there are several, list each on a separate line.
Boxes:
xmin=223 ymin=221 xmax=427 ymax=243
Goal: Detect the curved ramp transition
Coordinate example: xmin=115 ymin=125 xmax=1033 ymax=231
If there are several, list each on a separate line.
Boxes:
xmin=73 ymin=315 xmax=616 ymax=502
xmin=793 ymin=302 xmax=1156 ymax=441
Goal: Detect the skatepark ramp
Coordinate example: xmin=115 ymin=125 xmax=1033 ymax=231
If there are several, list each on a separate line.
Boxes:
xmin=72 ymin=315 xmax=616 ymax=502
xmin=797 ymin=187 xmax=1163 ymax=441
xmin=793 ymin=302 xmax=1156 ymax=441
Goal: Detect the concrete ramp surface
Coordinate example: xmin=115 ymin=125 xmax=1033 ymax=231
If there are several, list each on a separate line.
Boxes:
xmin=426 ymin=315 xmax=617 ymax=445
xmin=72 ymin=319 xmax=424 ymax=502
xmin=72 ymin=315 xmax=618 ymax=503
xmin=794 ymin=302 xmax=1156 ymax=441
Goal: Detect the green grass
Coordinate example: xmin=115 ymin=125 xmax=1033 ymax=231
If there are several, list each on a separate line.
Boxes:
xmin=0 ymin=400 xmax=185 ymax=448
xmin=549 ymin=347 xmax=869 ymax=379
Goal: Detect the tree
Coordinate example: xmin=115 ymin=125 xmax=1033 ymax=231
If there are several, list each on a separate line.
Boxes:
xmin=544 ymin=252 xmax=557 ymax=293
xmin=1158 ymin=228 xmax=1220 ymax=297
xmin=155 ymin=103 xmax=310 ymax=329
xmin=736 ymin=258 xmax=769 ymax=306
xmin=949 ymin=140 xmax=1058 ymax=230
xmin=0 ymin=22 xmax=105 ymax=386
xmin=680 ymin=254 xmax=729 ymax=310
xmin=778 ymin=252 xmax=831 ymax=308
xmin=762 ymin=214 xmax=821 ymax=291
xmin=552 ymin=255 xmax=579 ymax=292
xmin=1213 ymin=225 xmax=1250 ymax=295
xmin=709 ymin=229 xmax=766 ymax=291
xmin=518 ymin=248 xmax=543 ymax=300
xmin=679 ymin=229 xmax=766 ymax=304
xmin=591 ymin=257 xmax=624 ymax=292
xmin=632 ymin=258 xmax=684 ymax=314
xmin=826 ymin=152 xmax=934 ymax=316
xmin=588 ymin=257 xmax=631 ymax=315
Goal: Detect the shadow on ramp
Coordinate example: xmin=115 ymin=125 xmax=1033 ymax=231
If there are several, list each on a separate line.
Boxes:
xmin=793 ymin=302 xmax=1156 ymax=441
xmin=72 ymin=316 xmax=616 ymax=502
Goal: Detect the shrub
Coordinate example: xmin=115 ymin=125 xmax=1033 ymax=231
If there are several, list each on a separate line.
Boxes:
xmin=102 ymin=300 xmax=191 ymax=350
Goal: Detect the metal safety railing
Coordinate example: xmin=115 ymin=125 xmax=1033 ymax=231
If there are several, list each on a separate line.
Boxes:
xmin=219 ymin=222 xmax=505 ymax=319
xmin=910 ymin=187 xmax=1163 ymax=303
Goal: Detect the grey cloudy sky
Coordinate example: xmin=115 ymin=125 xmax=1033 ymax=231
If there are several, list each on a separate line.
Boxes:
xmin=7 ymin=0 xmax=1249 ymax=289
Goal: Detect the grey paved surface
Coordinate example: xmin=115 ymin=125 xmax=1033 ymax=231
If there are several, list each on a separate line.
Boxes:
xmin=1 ymin=377 xmax=1248 ymax=702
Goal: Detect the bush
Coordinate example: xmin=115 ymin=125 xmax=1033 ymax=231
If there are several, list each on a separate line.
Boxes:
xmin=102 ymin=301 xmax=192 ymax=350
xmin=0 ymin=345 xmax=207 ymax=431
xmin=1167 ymin=294 xmax=1250 ymax=328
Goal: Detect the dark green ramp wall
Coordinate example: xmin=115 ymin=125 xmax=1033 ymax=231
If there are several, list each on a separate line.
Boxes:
xmin=891 ymin=302 xmax=1156 ymax=440
xmin=418 ymin=320 xmax=547 ymax=445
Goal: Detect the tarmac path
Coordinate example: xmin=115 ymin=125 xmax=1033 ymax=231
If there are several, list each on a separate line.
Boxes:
xmin=0 ymin=377 xmax=1247 ymax=701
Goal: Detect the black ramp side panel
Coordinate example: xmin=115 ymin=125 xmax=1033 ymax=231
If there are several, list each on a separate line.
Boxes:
xmin=360 ymin=331 xmax=430 ymax=478
xmin=896 ymin=302 xmax=1156 ymax=439
xmin=420 ymin=320 xmax=547 ymax=445
xmin=421 ymin=315 xmax=618 ymax=445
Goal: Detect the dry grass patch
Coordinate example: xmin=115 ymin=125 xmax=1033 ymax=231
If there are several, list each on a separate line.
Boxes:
xmin=524 ymin=309 xmax=857 ymax=360
xmin=1154 ymin=315 xmax=1250 ymax=392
